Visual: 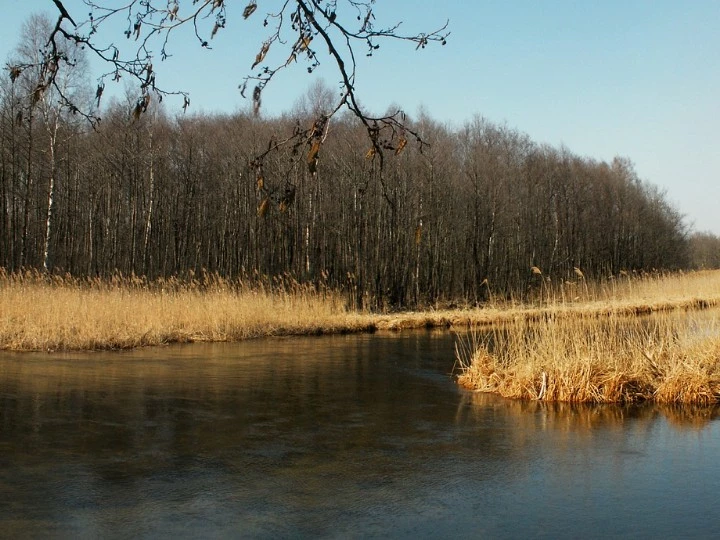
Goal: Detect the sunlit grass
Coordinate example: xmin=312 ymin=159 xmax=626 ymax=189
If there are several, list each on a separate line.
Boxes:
xmin=456 ymin=308 xmax=720 ymax=405
xmin=0 ymin=269 xmax=372 ymax=351
xmin=454 ymin=269 xmax=720 ymax=405
xmin=2 ymin=268 xmax=720 ymax=354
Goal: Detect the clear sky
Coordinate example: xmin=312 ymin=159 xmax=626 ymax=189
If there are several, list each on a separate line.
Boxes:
xmin=2 ymin=1 xmax=719 ymax=234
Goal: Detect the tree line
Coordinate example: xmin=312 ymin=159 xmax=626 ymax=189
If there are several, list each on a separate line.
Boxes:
xmin=1 ymin=15 xmax=712 ymax=310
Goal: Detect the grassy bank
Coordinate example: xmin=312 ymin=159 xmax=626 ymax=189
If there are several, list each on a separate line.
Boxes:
xmin=2 ymin=269 xmax=720 ymax=353
xmin=455 ymin=269 xmax=720 ymax=405
xmin=456 ymin=309 xmax=720 ymax=405
xmin=0 ymin=271 xmax=373 ymax=351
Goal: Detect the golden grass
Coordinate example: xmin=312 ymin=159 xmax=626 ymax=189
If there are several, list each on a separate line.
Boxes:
xmin=0 ymin=270 xmax=372 ymax=351
xmin=455 ymin=269 xmax=720 ymax=405
xmin=379 ymin=270 xmax=720 ymax=331
xmin=2 ymin=268 xmax=720 ymax=353
xmin=456 ymin=309 xmax=720 ymax=405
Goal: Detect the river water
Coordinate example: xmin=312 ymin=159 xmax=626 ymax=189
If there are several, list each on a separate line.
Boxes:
xmin=1 ymin=331 xmax=719 ymax=538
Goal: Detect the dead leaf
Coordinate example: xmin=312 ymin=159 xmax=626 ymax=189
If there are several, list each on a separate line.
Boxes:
xmin=252 ymin=42 xmax=270 ymax=69
xmin=243 ymin=2 xmax=257 ymax=19
xmin=252 ymin=85 xmax=261 ymax=116
xmin=95 ymin=83 xmax=104 ymax=107
xmin=298 ymin=36 xmax=312 ymax=51
xmin=307 ymin=141 xmax=320 ymax=163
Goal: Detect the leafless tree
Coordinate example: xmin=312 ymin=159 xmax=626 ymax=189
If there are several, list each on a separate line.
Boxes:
xmin=7 ymin=1 xmax=448 ymax=174
xmin=4 ymin=13 xmax=90 ymax=272
xmin=1 ymin=9 xmax=692 ymax=307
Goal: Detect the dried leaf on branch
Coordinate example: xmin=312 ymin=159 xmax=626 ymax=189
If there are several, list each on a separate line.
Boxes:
xmin=252 ymin=42 xmax=271 ymax=69
xmin=243 ymin=2 xmax=257 ymax=19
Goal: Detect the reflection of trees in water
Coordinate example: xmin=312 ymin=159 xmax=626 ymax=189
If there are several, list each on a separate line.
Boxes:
xmin=0 ymin=334 xmax=459 ymax=463
xmin=0 ymin=334 xmax=517 ymax=534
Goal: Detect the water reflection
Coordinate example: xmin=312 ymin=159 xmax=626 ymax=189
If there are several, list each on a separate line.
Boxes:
xmin=458 ymin=391 xmax=720 ymax=432
xmin=1 ymin=332 xmax=719 ymax=538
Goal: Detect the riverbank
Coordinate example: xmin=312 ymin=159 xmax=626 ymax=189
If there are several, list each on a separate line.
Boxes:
xmin=1 ymin=269 xmax=720 ymax=352
xmin=456 ymin=308 xmax=720 ymax=405
xmin=456 ymin=270 xmax=720 ymax=405
xmin=0 ymin=271 xmax=370 ymax=351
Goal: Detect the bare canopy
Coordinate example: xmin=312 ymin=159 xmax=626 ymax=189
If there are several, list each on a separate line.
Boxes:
xmin=8 ymin=1 xmax=449 ymax=160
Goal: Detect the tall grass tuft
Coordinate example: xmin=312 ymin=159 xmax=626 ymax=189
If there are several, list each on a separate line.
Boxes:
xmin=457 ymin=310 xmax=720 ymax=405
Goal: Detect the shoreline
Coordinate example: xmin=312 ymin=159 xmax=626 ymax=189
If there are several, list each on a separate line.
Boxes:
xmin=2 ymin=269 xmax=720 ymax=352
xmin=3 ymin=269 xmax=720 ymax=406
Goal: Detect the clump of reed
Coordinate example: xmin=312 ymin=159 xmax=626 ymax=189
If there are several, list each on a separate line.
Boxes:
xmin=456 ymin=309 xmax=720 ymax=405
xmin=0 ymin=269 xmax=372 ymax=351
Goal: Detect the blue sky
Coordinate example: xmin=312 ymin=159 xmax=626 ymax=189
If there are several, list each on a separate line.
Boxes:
xmin=2 ymin=1 xmax=719 ymax=234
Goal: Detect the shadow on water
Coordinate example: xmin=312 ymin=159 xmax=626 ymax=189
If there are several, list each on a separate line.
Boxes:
xmin=1 ymin=331 xmax=720 ymax=538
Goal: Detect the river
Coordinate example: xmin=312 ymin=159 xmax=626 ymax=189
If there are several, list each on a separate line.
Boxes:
xmin=1 ymin=331 xmax=719 ymax=538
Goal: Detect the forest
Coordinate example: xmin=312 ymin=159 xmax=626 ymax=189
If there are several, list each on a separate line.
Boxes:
xmin=1 ymin=13 xmax=716 ymax=311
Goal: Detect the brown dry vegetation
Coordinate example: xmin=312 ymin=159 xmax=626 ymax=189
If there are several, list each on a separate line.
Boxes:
xmin=1 ymin=269 xmax=720 ymax=354
xmin=456 ymin=270 xmax=720 ymax=405
xmin=0 ymin=270 xmax=373 ymax=351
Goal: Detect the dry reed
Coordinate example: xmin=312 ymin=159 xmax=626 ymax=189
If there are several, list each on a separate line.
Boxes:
xmin=455 ymin=269 xmax=720 ymax=405
xmin=0 ymin=269 xmax=372 ymax=351
xmin=456 ymin=309 xmax=720 ymax=405
xmin=2 ymin=268 xmax=720 ymax=353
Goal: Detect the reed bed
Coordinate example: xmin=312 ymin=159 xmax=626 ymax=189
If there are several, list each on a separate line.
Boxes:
xmin=2 ymin=268 xmax=720 ymax=353
xmin=456 ymin=309 xmax=720 ymax=405
xmin=378 ymin=269 xmax=720 ymax=331
xmin=0 ymin=270 xmax=372 ymax=351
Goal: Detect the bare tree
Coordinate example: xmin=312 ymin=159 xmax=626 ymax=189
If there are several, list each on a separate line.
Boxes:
xmin=1 ymin=10 xmax=692 ymax=306
xmin=7 ymin=13 xmax=90 ymax=272
xmin=7 ymin=2 xmax=448 ymax=171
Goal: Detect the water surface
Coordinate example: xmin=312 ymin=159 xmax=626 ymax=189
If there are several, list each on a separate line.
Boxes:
xmin=1 ymin=332 xmax=719 ymax=538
